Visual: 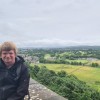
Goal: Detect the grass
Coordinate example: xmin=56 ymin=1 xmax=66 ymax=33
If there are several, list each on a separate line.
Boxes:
xmin=44 ymin=54 xmax=51 ymax=59
xmin=30 ymin=63 xmax=100 ymax=91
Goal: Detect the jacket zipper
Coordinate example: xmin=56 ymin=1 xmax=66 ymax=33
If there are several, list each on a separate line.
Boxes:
xmin=1 ymin=87 xmax=5 ymax=100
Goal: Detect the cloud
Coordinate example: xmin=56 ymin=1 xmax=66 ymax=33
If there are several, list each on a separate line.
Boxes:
xmin=14 ymin=38 xmax=100 ymax=48
xmin=0 ymin=0 xmax=100 ymax=47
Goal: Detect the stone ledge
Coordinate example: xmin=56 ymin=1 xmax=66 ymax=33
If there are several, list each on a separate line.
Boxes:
xmin=24 ymin=78 xmax=68 ymax=100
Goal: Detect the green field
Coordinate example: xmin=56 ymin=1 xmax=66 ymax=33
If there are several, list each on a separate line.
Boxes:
xmin=30 ymin=63 xmax=100 ymax=91
xmin=44 ymin=54 xmax=51 ymax=59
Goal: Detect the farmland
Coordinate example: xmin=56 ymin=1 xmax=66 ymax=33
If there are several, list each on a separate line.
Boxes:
xmin=30 ymin=63 xmax=100 ymax=91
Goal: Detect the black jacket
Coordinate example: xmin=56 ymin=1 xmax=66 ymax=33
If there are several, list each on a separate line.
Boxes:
xmin=0 ymin=56 xmax=30 ymax=100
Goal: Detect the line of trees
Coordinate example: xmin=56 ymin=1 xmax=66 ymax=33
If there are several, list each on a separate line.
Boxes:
xmin=39 ymin=57 xmax=84 ymax=65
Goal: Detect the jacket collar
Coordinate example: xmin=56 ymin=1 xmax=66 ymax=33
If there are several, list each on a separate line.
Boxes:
xmin=16 ymin=56 xmax=25 ymax=63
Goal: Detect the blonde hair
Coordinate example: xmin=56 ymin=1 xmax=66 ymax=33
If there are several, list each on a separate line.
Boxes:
xmin=0 ymin=41 xmax=17 ymax=56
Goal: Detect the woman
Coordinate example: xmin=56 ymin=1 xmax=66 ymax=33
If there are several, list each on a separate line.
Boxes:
xmin=0 ymin=41 xmax=30 ymax=100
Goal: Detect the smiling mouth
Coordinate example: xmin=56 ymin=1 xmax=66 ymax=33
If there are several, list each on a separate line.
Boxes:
xmin=5 ymin=59 xmax=11 ymax=61
xmin=5 ymin=59 xmax=12 ymax=62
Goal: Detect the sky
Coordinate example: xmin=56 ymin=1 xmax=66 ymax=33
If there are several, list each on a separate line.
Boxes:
xmin=0 ymin=0 xmax=100 ymax=48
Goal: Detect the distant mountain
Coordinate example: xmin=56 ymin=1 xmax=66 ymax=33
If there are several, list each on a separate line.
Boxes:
xmin=19 ymin=45 xmax=100 ymax=50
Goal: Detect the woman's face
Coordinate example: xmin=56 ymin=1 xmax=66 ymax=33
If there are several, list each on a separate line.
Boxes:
xmin=1 ymin=50 xmax=16 ymax=67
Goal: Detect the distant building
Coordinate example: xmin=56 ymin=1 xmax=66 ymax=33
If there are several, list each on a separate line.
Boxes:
xmin=18 ymin=54 xmax=39 ymax=64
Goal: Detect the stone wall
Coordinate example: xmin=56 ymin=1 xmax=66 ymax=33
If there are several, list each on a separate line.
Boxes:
xmin=24 ymin=78 xmax=68 ymax=100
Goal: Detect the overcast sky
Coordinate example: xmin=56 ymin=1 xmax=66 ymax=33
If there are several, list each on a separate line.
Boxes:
xmin=0 ymin=0 xmax=100 ymax=48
